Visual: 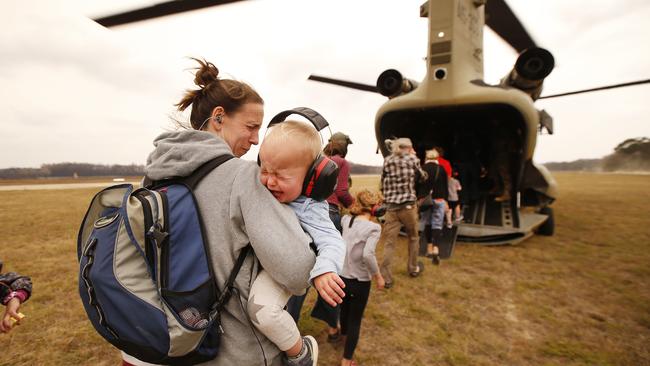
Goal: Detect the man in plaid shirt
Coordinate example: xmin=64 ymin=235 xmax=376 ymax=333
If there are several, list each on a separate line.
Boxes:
xmin=378 ymin=138 xmax=427 ymax=288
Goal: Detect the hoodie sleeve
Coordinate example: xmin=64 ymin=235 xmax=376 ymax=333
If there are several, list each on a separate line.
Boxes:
xmin=0 ymin=273 xmax=32 ymax=305
xmin=231 ymin=163 xmax=316 ymax=295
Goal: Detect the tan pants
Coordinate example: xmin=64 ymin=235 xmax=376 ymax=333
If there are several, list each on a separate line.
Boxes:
xmin=379 ymin=204 xmax=420 ymax=284
xmin=248 ymin=270 xmax=301 ymax=351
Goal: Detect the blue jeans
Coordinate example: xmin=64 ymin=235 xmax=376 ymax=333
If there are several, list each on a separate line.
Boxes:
xmin=420 ymin=200 xmax=446 ymax=230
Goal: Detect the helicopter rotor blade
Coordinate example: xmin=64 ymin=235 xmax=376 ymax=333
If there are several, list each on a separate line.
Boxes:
xmin=485 ymin=0 xmax=536 ymax=53
xmin=93 ymin=0 xmax=247 ymax=27
xmin=308 ymin=75 xmax=379 ymax=94
xmin=539 ymin=79 xmax=650 ymax=99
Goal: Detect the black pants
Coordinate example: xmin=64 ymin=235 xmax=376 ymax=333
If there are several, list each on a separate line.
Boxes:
xmin=286 ymin=289 xmax=340 ymax=328
xmin=340 ymin=277 xmax=371 ymax=360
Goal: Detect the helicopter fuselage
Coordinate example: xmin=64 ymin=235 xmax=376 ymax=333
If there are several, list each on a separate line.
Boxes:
xmin=374 ymin=0 xmax=556 ymax=245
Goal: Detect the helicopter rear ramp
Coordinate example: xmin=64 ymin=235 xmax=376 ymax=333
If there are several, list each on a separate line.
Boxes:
xmin=458 ymin=197 xmax=548 ymax=245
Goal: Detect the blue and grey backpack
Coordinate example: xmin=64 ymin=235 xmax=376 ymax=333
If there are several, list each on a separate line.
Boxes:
xmin=77 ymin=155 xmax=249 ymax=365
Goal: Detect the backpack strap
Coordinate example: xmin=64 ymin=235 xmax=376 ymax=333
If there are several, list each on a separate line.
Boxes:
xmin=349 ymin=215 xmax=357 ymax=228
xmin=144 ymin=154 xmax=234 ymax=189
xmin=213 ymin=246 xmax=251 ymax=312
xmin=182 ymin=155 xmax=235 ymax=190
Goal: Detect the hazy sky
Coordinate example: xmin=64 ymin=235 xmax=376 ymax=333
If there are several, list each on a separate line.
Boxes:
xmin=1 ymin=0 xmax=649 ymax=168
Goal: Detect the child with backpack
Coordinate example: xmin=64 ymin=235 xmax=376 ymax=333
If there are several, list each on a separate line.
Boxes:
xmin=338 ymin=190 xmax=385 ymax=366
xmin=253 ymin=119 xmax=347 ymax=366
xmin=0 ymin=260 xmax=32 ymax=334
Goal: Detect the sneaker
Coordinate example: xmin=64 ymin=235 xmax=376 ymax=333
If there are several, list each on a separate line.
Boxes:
xmin=432 ymin=254 xmax=440 ymax=266
xmin=455 ymin=215 xmax=464 ymax=223
xmin=409 ymin=261 xmax=425 ymax=277
xmin=494 ymin=193 xmax=511 ymax=202
xmin=327 ymin=329 xmax=341 ymax=343
xmin=286 ymin=336 xmax=319 ymax=366
xmin=446 ymin=221 xmax=453 ymax=229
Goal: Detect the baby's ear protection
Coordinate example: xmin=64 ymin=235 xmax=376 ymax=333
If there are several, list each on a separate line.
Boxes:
xmin=302 ymin=154 xmax=339 ymax=201
xmin=266 ymin=107 xmax=339 ymax=201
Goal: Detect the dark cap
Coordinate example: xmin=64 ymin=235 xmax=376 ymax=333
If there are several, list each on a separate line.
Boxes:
xmin=329 ymin=132 xmax=353 ymax=145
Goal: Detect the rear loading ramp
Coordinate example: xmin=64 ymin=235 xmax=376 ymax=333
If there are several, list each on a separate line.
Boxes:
xmin=457 ymin=210 xmax=549 ymax=245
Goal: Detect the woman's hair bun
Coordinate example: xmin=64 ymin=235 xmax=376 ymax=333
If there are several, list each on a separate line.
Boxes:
xmin=192 ymin=58 xmax=220 ymax=88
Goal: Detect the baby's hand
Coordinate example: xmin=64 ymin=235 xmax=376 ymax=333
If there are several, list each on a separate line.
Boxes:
xmin=313 ymin=272 xmax=346 ymax=307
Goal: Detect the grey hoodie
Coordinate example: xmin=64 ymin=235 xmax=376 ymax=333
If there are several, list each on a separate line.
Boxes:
xmin=145 ymin=130 xmax=315 ymax=366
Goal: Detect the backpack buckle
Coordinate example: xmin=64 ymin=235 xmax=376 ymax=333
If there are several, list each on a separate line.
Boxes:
xmin=147 ymin=223 xmax=168 ymax=247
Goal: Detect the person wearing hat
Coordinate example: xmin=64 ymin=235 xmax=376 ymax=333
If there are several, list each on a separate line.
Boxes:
xmin=323 ymin=132 xmax=355 ymax=231
xmin=378 ymin=137 xmax=427 ymax=287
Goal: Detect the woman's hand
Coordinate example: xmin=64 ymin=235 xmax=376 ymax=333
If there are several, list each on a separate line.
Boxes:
xmin=314 ymin=272 xmax=346 ymax=307
xmin=0 ymin=297 xmax=23 ymax=333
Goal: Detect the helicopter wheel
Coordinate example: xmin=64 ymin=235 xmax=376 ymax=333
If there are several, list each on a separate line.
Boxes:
xmin=537 ymin=206 xmax=554 ymax=236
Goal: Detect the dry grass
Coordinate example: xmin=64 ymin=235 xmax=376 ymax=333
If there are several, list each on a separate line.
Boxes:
xmin=1 ymin=172 xmax=649 ymax=365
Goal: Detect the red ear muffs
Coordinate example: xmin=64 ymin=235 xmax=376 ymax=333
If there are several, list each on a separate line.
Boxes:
xmin=371 ymin=203 xmax=386 ymax=217
xmin=302 ymin=154 xmax=339 ymax=201
xmin=258 ymin=107 xmax=331 ymax=166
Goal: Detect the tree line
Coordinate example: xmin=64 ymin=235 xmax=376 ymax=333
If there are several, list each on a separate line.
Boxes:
xmin=544 ymin=137 xmax=650 ymax=172
xmin=0 ymin=162 xmax=382 ymax=179
xmin=2 ymin=137 xmax=647 ymax=179
xmin=0 ymin=163 xmax=145 ymax=179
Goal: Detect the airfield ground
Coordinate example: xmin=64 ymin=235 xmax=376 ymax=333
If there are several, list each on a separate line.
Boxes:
xmin=0 ymin=172 xmax=648 ymax=365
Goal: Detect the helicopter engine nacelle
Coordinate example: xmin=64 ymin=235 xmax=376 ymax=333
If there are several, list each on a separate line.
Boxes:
xmin=376 ymin=69 xmax=419 ymax=98
xmin=501 ymin=47 xmax=555 ymax=101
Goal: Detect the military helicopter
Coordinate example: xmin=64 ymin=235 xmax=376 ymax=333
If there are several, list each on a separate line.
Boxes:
xmin=94 ymin=0 xmax=649 ymax=247
xmin=304 ymin=0 xmax=650 ymax=246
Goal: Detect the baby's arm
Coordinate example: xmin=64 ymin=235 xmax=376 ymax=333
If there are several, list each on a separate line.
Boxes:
xmin=291 ymin=199 xmax=347 ymax=306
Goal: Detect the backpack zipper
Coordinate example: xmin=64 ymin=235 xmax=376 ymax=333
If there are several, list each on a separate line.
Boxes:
xmin=158 ymin=190 xmax=170 ymax=289
xmin=134 ymin=193 xmax=156 ymax=279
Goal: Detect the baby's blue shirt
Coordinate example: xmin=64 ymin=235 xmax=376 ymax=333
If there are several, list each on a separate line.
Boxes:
xmin=288 ymin=195 xmax=345 ymax=282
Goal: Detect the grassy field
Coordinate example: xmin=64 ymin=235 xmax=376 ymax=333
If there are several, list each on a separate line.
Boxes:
xmin=0 ymin=173 xmax=649 ymax=365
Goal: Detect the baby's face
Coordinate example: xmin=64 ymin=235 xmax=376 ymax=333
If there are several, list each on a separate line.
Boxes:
xmin=259 ymin=141 xmax=310 ymax=203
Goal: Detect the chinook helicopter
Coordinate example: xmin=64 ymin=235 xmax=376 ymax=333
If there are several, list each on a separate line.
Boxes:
xmin=307 ymin=0 xmax=560 ymax=246
xmin=305 ymin=0 xmax=650 ymax=246
xmin=93 ymin=0 xmax=649 ymax=246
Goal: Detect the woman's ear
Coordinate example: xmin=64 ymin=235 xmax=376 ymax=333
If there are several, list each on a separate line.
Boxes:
xmin=211 ymin=106 xmax=225 ymax=121
xmin=209 ymin=106 xmax=225 ymax=130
